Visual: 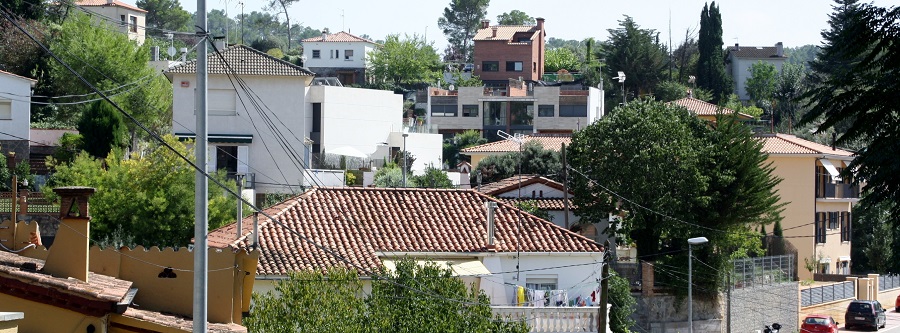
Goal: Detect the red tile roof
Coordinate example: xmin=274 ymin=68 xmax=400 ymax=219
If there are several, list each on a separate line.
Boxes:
xmin=301 ymin=31 xmax=375 ymax=44
xmin=756 ymin=133 xmax=855 ymax=157
xmin=668 ymin=97 xmax=753 ymax=119
xmin=461 ymin=134 xmax=571 ymax=154
xmin=167 ymin=45 xmax=314 ymax=76
xmin=208 ymin=187 xmax=601 ymax=276
xmin=121 ymin=308 xmax=246 ymax=333
xmin=478 ymin=174 xmax=567 ymax=196
xmin=474 ymin=25 xmax=540 ymax=41
xmin=76 ymin=0 xmax=147 ymax=13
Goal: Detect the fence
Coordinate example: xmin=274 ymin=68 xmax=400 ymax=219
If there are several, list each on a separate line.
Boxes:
xmin=880 ymin=274 xmax=900 ymax=291
xmin=732 ymin=254 xmax=794 ymax=289
xmin=610 ymin=261 xmax=641 ymax=291
xmin=491 ymin=306 xmax=602 ymax=333
xmin=0 ymin=192 xmax=59 ymax=214
xmin=800 ymin=281 xmax=855 ymax=307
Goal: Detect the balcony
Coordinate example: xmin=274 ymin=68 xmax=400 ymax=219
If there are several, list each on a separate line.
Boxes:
xmin=817 ymin=183 xmax=860 ymax=199
xmin=491 ymin=306 xmax=605 ymax=333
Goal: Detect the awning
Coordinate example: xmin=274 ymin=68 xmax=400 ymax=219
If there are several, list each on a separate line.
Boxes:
xmin=381 ymin=259 xmax=492 ymax=277
xmin=819 ymin=159 xmax=842 ymax=182
xmin=175 ymin=133 xmax=253 ymax=144
xmin=839 ymin=256 xmax=851 ymax=262
xmin=819 ymin=257 xmax=832 ymax=263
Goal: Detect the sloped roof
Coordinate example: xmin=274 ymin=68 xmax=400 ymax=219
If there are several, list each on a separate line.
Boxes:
xmin=756 ymin=133 xmax=855 ymax=157
xmin=669 ymin=97 xmax=753 ymax=119
xmin=474 ymin=25 xmax=540 ymax=41
xmin=208 ymin=187 xmax=601 ymax=276
xmin=478 ymin=174 xmax=567 ymax=196
xmin=726 ymin=46 xmax=786 ymax=59
xmin=461 ymin=134 xmax=571 ymax=154
xmin=301 ymin=31 xmax=375 ymax=44
xmin=167 ymin=44 xmax=314 ymax=76
xmin=76 ymin=0 xmax=147 ymax=13
xmin=498 ymin=198 xmax=572 ymax=211
xmin=0 ymin=69 xmax=37 ymax=83
xmin=119 ymin=308 xmax=246 ymax=333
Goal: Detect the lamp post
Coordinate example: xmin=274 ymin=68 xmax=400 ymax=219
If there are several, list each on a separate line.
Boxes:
xmin=687 ymin=236 xmax=708 ymax=333
xmin=615 ymin=71 xmax=626 ymax=105
xmin=402 ymin=133 xmax=409 ymax=187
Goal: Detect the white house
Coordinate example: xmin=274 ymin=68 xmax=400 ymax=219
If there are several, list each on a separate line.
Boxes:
xmin=301 ymin=31 xmax=377 ymax=86
xmin=75 ymin=0 xmax=147 ymax=44
xmin=0 ymin=70 xmax=36 ymax=159
xmin=725 ymin=42 xmax=788 ymax=101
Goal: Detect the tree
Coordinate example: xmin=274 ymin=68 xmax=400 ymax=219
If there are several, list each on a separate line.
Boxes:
xmin=137 ymin=0 xmax=191 ymax=34
xmin=785 ymin=44 xmax=818 ymax=70
xmin=744 ymin=61 xmax=777 ymax=108
xmin=602 ymin=16 xmax=668 ymax=101
xmin=696 ymin=2 xmax=731 ymax=103
xmin=852 ymin=200 xmax=895 ymax=273
xmin=265 ymin=0 xmax=299 ymax=51
xmin=654 ymin=81 xmax=712 ymax=102
xmin=437 ymin=0 xmax=489 ymax=63
xmin=77 ymin=101 xmax=129 ymax=158
xmin=1 ymin=0 xmax=46 ymax=20
xmin=45 ymin=135 xmax=239 ymax=247
xmin=367 ymin=34 xmax=442 ymax=90
xmin=496 ymin=10 xmax=534 ymax=25
xmin=442 ymin=129 xmax=487 ymax=167
xmin=410 ymin=165 xmax=453 ymax=188
xmin=472 ymin=141 xmax=561 ymax=184
xmin=608 ymin=272 xmax=636 ymax=333
xmin=373 ymin=166 xmax=404 ymax=188
xmin=544 ymin=48 xmax=579 ymax=73
xmin=673 ymin=28 xmax=700 ymax=84
xmin=773 ymin=63 xmax=806 ymax=130
xmin=800 ymin=1 xmax=900 ymax=230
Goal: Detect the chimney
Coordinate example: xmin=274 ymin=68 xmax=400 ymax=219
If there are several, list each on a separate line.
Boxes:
xmin=481 ymin=19 xmax=490 ymax=29
xmin=213 ymin=37 xmax=226 ymax=51
xmin=491 ymin=27 xmax=497 ymax=38
xmin=321 ymin=32 xmax=327 ymax=41
xmin=536 ymin=17 xmax=545 ymax=31
xmin=775 ymin=42 xmax=784 ymax=57
xmin=485 ymin=202 xmax=497 ymax=250
xmin=734 ymin=43 xmax=740 ymax=52
xmin=43 ymin=187 xmax=95 ymax=282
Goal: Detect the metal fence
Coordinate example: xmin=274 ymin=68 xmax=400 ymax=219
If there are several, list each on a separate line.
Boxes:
xmin=732 ymin=254 xmax=795 ymax=289
xmin=610 ymin=262 xmax=642 ymax=291
xmin=880 ymin=274 xmax=900 ymax=291
xmin=801 ymin=281 xmax=855 ymax=307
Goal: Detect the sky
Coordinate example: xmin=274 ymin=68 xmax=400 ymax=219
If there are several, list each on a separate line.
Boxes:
xmin=183 ymin=0 xmax=896 ymax=51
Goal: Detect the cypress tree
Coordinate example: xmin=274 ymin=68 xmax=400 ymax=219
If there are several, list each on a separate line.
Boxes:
xmin=696 ymin=2 xmax=731 ymax=103
xmin=78 ymin=101 xmax=129 ymax=158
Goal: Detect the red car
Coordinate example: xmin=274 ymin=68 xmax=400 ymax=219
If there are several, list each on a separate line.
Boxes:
xmin=801 ymin=314 xmax=839 ymax=333
xmin=896 ymin=293 xmax=900 ymax=312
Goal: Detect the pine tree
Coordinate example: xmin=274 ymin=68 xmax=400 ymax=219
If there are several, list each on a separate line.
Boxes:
xmin=77 ymin=101 xmax=129 ymax=158
xmin=696 ymin=2 xmax=731 ymax=103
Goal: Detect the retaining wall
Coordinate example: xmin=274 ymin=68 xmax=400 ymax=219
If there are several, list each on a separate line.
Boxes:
xmin=730 ymin=282 xmax=799 ymax=333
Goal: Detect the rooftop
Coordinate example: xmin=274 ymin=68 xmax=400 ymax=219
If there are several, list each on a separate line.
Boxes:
xmin=0 ymin=69 xmax=38 ymax=83
xmin=756 ymin=133 xmax=855 ymax=157
xmin=668 ymin=97 xmax=753 ymax=119
xmin=474 ymin=25 xmax=541 ymax=41
xmin=75 ymin=0 xmax=147 ymax=13
xmin=726 ymin=45 xmax=786 ymax=59
xmin=461 ymin=134 xmax=571 ymax=154
xmin=167 ymin=44 xmax=314 ymax=76
xmin=478 ymin=174 xmax=566 ymax=197
xmin=301 ymin=31 xmax=375 ymax=44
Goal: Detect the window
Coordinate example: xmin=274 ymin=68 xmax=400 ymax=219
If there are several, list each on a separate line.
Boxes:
xmin=815 ymin=212 xmax=827 ymax=244
xmin=344 ymin=49 xmax=353 ymax=60
xmin=462 ymin=104 xmax=478 ymax=117
xmin=120 ymin=15 xmax=126 ymax=26
xmin=840 ymin=212 xmax=851 ymax=242
xmin=506 ymin=61 xmax=523 ymax=72
xmin=828 ymin=211 xmax=839 ymax=229
xmin=559 ymin=105 xmax=588 ymax=117
xmin=334 ymin=50 xmax=340 ymax=59
xmin=208 ymin=89 xmax=237 ymax=116
xmin=129 ymin=15 xmax=137 ymax=33
xmin=312 ymin=50 xmax=321 ymax=59
xmin=538 ymin=105 xmax=554 ymax=117
xmin=431 ymin=105 xmax=457 ymax=117
xmin=216 ymin=146 xmax=238 ymax=173
xmin=482 ymin=61 xmax=499 ymax=72
xmin=483 ymin=101 xmax=507 ymax=126
xmin=533 ymin=62 xmax=537 ymax=73
xmin=525 ymin=276 xmax=558 ymax=291
xmin=510 ymin=102 xmax=533 ymax=125
xmin=0 ymin=100 xmax=11 ymax=119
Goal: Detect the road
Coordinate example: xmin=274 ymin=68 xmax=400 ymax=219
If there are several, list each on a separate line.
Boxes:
xmin=838 ymin=307 xmax=900 ymax=333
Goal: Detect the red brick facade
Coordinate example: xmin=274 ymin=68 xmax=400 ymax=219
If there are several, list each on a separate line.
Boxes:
xmin=473 ymin=18 xmax=545 ymax=82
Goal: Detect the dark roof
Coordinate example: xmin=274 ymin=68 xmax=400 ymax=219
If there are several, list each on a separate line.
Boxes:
xmin=726 ymin=46 xmax=786 ymax=59
xmin=208 ymin=187 xmax=602 ymax=276
xmin=167 ymin=45 xmax=314 ymax=76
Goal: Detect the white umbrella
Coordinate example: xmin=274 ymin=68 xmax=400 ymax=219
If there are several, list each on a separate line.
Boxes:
xmin=326 ymin=146 xmax=369 ymax=158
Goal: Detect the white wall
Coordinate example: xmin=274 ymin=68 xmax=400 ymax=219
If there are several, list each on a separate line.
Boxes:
xmin=310 ymin=85 xmax=403 ymax=157
xmin=171 ymin=73 xmax=312 ymax=193
xmin=0 ymin=73 xmax=33 ymax=141
xmin=495 ymin=183 xmax=568 ymax=199
xmin=731 ymin=57 xmax=786 ymax=101
xmin=586 ymin=86 xmax=603 ymax=124
xmin=302 ymin=41 xmax=374 ymax=69
xmin=387 ymin=131 xmax=443 ymax=175
xmin=489 ymin=254 xmax=603 ymax=306
xmin=79 ymin=5 xmax=146 ymax=44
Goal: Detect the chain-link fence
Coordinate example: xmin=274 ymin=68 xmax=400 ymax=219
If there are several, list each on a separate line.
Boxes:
xmin=732 ymin=254 xmax=795 ymax=289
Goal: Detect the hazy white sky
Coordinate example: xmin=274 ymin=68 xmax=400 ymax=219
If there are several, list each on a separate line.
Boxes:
xmin=184 ymin=0 xmax=896 ymax=50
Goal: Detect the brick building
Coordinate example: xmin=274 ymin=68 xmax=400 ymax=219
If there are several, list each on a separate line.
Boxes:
xmin=472 ymin=18 xmax=546 ymax=85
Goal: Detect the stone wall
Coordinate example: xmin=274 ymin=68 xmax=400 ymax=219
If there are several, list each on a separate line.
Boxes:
xmin=730 ymin=282 xmax=799 ymax=333
xmin=631 ymin=293 xmax=724 ymax=333
xmin=0 ymin=213 xmax=58 ymax=245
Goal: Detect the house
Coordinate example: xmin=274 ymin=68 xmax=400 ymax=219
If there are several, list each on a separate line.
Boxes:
xmin=75 ymin=0 xmax=147 ymax=44
xmin=472 ymin=18 xmax=546 ymax=84
xmin=757 ymin=133 xmax=858 ymax=280
xmin=0 ymin=186 xmax=258 ymax=332
xmin=461 ymin=133 xmax=571 ymax=167
xmin=0 ymin=70 xmax=36 ymax=160
xmin=167 ymin=44 xmax=442 ymax=199
xmin=207 ymin=187 xmax=604 ymax=308
xmin=668 ymin=96 xmax=753 ymax=123
xmin=725 ymin=42 xmax=788 ymax=101
xmin=301 ymin=31 xmax=377 ymax=86
xmin=477 ymin=174 xmax=577 ymax=228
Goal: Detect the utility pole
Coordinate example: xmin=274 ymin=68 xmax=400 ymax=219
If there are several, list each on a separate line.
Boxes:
xmin=599 ymin=240 xmax=610 ymax=333
xmin=235 ymin=174 xmax=244 ymax=239
xmin=561 ymin=143 xmax=570 ymax=229
xmin=193 ymin=0 xmax=209 ymax=330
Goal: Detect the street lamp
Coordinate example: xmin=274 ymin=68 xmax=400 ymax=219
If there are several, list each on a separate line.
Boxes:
xmin=614 ymin=71 xmax=626 ymax=105
xmin=687 ymin=236 xmax=708 ymax=333
xmin=402 ymin=133 xmax=409 ymax=187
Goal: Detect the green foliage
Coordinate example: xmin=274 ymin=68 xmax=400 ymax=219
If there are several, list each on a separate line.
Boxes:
xmin=137 ymin=0 xmax=191 ymax=33
xmin=722 ymin=94 xmax=764 ymax=118
xmin=442 ymin=129 xmax=487 ymax=167
xmin=368 ymin=34 xmax=442 ymax=90
xmin=672 ymin=28 xmax=700 ymax=84
xmin=44 ymin=135 xmax=238 ymax=247
xmin=544 ymin=48 xmax=580 ymax=73
xmin=264 ymin=0 xmax=300 ymax=50
xmin=773 ymin=63 xmax=806 ymax=128
xmin=450 ymin=70 xmax=483 ymax=87
xmin=437 ymin=0 xmax=489 ymax=62
xmin=608 ymin=272 xmax=636 ymax=333
xmin=373 ymin=166 xmax=404 ymax=188
xmin=49 ymin=12 xmax=172 ymax=136
xmin=410 ymin=165 xmax=454 ymax=189
xmin=697 ymin=2 xmax=731 ymax=103
xmin=744 ymin=61 xmax=777 ymax=108
xmin=52 ymin=132 xmax=82 ymax=165
xmin=77 ymin=101 xmax=129 ymax=158
xmin=785 ymin=44 xmax=818 ymax=70
xmin=653 ymin=81 xmax=712 ymax=102
xmin=515 ymin=200 xmax=552 ymax=222
xmin=250 ymin=38 xmax=281 ymax=52
xmin=602 ymin=16 xmax=668 ymax=100
xmin=496 ymin=10 xmax=534 ymax=25
xmin=265 ymin=48 xmax=284 ymax=58
xmin=852 ymin=199 xmax=895 ymax=273
xmin=345 ymin=171 xmax=357 ymax=186
xmin=801 ymin=0 xmax=900 ymax=233
xmin=472 ymin=141 xmax=561 ymax=184
xmin=1 ymin=0 xmax=46 ymax=20
xmin=0 ymin=153 xmax=35 ymax=192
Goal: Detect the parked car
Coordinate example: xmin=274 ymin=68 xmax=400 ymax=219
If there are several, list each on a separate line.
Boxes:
xmin=801 ymin=314 xmax=839 ymax=333
xmin=845 ymin=300 xmax=886 ymax=331
xmin=896 ymin=293 xmax=899 ymax=312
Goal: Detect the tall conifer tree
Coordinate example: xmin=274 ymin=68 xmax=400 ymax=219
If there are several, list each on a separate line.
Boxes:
xmin=696 ymin=2 xmax=730 ymax=103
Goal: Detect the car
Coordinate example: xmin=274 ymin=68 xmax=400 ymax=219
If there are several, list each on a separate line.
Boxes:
xmin=896 ymin=293 xmax=899 ymax=312
xmin=463 ymin=63 xmax=474 ymax=72
xmin=801 ymin=314 xmax=839 ymax=333
xmin=844 ymin=300 xmax=886 ymax=331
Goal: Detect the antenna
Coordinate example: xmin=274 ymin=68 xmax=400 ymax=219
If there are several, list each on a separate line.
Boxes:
xmin=497 ymin=130 xmax=525 ymax=281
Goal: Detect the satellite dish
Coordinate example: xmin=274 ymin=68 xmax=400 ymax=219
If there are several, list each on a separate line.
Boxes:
xmin=448 ymin=84 xmax=455 ymax=91
xmin=167 ymin=46 xmax=176 ymax=57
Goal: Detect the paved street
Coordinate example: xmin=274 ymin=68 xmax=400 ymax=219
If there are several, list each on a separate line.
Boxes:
xmin=839 ymin=307 xmax=900 ymax=333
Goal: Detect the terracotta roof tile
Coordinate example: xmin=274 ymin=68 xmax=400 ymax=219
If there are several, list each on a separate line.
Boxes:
xmin=474 ymin=25 xmax=540 ymax=41
xmin=121 ymin=308 xmax=246 ymax=333
xmin=76 ymin=0 xmax=147 ymax=13
xmin=498 ymin=198 xmax=573 ymax=211
xmin=461 ymin=134 xmax=571 ymax=154
xmin=478 ymin=174 xmax=566 ymax=196
xmin=209 ymin=188 xmax=601 ymax=276
xmin=726 ymin=46 xmax=786 ymax=59
xmin=756 ymin=133 xmax=855 ymax=157
xmin=301 ymin=31 xmax=375 ymax=44
xmin=668 ymin=97 xmax=753 ymax=119
xmin=167 ymin=45 xmax=314 ymax=76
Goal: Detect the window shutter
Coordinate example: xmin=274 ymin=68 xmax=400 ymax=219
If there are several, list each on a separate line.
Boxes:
xmin=206 ymin=146 xmax=217 ymax=172
xmin=237 ymin=146 xmax=249 ymax=174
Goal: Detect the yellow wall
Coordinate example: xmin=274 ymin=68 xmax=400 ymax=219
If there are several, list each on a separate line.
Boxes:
xmin=0 ymin=294 xmax=104 ymax=333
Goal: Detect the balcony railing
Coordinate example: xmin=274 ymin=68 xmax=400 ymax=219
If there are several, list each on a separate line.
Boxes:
xmin=817 ymin=183 xmax=859 ymax=199
xmin=491 ymin=306 xmax=604 ymax=333
xmin=225 ymin=172 xmax=255 ymax=189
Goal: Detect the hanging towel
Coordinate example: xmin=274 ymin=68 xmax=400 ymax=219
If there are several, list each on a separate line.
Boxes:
xmin=533 ymin=290 xmax=545 ymax=307
xmin=516 ymin=286 xmax=526 ymax=306
xmin=554 ymin=290 xmax=569 ymax=306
